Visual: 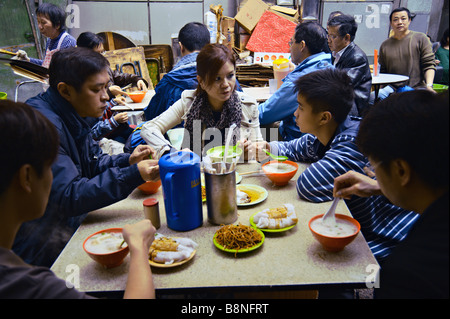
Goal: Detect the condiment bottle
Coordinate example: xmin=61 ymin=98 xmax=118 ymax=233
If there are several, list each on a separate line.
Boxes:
xmin=143 ymin=198 xmax=160 ymax=229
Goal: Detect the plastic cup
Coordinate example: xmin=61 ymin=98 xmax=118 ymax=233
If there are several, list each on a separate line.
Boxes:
xmin=273 ymin=58 xmax=290 ymax=89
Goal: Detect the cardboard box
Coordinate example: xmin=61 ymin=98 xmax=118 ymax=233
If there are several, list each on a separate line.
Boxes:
xmin=269 ymin=5 xmax=299 ymax=23
xmin=234 ymin=0 xmax=270 ymax=33
xmin=253 ymin=52 xmax=291 ymax=66
xmin=220 ymin=16 xmax=235 ymax=50
xmin=237 ymin=32 xmax=251 ymax=51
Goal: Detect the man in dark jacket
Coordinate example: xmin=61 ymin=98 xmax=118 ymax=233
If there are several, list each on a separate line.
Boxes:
xmin=12 ymin=47 xmax=160 ymax=267
xmin=327 ymin=14 xmax=372 ymax=116
xmin=334 ymin=90 xmax=448 ymax=298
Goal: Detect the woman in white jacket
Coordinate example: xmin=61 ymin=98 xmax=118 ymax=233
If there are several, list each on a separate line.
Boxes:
xmin=140 ymin=43 xmax=263 ymax=159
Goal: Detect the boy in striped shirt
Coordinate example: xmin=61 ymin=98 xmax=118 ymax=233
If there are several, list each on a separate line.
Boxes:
xmin=255 ymin=68 xmax=418 ymax=260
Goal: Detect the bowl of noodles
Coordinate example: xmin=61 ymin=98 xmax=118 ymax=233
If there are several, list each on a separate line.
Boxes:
xmin=213 ymin=224 xmax=264 ymax=255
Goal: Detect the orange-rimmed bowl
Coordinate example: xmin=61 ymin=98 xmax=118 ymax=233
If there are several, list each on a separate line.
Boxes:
xmin=308 ymin=214 xmax=360 ymax=252
xmin=137 ymin=180 xmax=162 ymax=194
xmin=83 ymin=228 xmax=129 ymax=268
xmin=128 ymin=91 xmax=146 ymax=103
xmin=261 ymin=160 xmax=298 ymax=186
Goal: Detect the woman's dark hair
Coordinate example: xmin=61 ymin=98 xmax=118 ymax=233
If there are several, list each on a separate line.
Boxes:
xmin=440 ymin=28 xmax=449 ymax=47
xmin=327 ymin=14 xmax=358 ymax=42
xmin=49 ymin=47 xmax=110 ymax=91
xmin=178 ymin=22 xmax=210 ymax=52
xmin=0 ymin=100 xmax=59 ymax=195
xmin=389 ymin=7 xmax=412 ymax=22
xmin=76 ymin=32 xmax=104 ymax=49
xmin=294 ymin=68 xmax=354 ymax=124
xmin=36 ymin=3 xmax=67 ymax=32
xmin=357 ymin=90 xmax=449 ymax=190
xmin=293 ymin=21 xmax=328 ymax=54
xmin=196 ymin=43 xmax=236 ymax=94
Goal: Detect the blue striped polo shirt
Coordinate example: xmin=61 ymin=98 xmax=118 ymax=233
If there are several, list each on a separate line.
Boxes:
xmin=269 ymin=116 xmax=419 ymax=260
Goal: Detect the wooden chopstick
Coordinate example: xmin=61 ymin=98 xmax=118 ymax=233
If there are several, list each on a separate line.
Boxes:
xmin=238 ymin=170 xmax=262 ymax=176
xmin=0 ymin=49 xmax=16 ymax=56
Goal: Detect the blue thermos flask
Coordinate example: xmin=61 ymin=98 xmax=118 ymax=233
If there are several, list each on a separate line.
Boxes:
xmin=158 ymin=151 xmax=203 ymax=231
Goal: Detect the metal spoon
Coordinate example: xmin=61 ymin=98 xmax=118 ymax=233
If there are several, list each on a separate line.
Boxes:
xmin=263 ymin=149 xmax=288 ymax=162
xmin=322 ymin=197 xmax=340 ymax=227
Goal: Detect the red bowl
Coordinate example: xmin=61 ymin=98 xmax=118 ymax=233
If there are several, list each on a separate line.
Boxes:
xmin=261 ymin=160 xmax=298 ymax=186
xmin=308 ymin=214 xmax=360 ymax=252
xmin=83 ymin=228 xmax=129 ymax=268
xmin=128 ymin=91 xmax=146 ymax=103
xmin=137 ymin=180 xmax=161 ymax=194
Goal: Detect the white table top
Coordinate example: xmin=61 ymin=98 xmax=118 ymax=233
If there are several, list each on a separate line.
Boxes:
xmin=50 ymin=162 xmax=378 ymax=294
xmin=242 ymin=87 xmax=273 ymax=102
xmin=111 ymin=90 xmax=155 ymax=111
xmin=371 ymin=73 xmax=409 ymax=85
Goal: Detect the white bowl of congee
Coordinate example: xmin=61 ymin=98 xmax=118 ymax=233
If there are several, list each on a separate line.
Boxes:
xmin=308 ymin=214 xmax=360 ymax=252
xmin=83 ymin=228 xmax=129 ymax=268
xmin=261 ymin=160 xmax=298 ymax=186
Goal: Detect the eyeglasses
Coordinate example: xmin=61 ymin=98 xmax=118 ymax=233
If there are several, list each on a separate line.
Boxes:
xmin=327 ymin=33 xmax=339 ymax=40
xmin=288 ymin=38 xmax=295 ymax=47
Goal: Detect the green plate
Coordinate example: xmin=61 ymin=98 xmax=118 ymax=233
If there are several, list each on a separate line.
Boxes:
xmin=433 ymin=83 xmax=448 ymax=93
xmin=213 ymin=227 xmax=265 ymax=253
xmin=249 ymin=212 xmax=297 ymax=233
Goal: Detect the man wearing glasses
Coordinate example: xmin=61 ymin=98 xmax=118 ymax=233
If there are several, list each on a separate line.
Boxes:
xmin=334 ymin=90 xmax=448 ymax=298
xmin=258 ymin=21 xmax=332 ymax=141
xmin=327 ymin=14 xmax=372 ymax=117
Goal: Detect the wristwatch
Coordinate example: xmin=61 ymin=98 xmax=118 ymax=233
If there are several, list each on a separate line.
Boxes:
xmin=427 ymin=83 xmax=433 ymax=87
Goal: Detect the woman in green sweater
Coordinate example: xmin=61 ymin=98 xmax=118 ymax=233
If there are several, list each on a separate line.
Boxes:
xmin=435 ymin=28 xmax=449 ymax=85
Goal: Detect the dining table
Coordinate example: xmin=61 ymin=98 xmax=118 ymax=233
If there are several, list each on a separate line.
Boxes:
xmin=111 ymin=89 xmax=155 ymax=112
xmin=50 ymin=161 xmax=379 ymax=298
xmin=242 ymin=86 xmax=273 ymax=102
xmin=371 ymin=73 xmax=409 ymax=101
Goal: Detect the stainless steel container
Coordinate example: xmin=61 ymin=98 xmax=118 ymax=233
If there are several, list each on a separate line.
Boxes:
xmin=204 ymin=169 xmax=237 ymax=225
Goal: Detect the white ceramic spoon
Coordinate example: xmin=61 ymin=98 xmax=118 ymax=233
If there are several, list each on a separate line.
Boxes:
xmin=321 ymin=197 xmax=340 ymax=227
xmin=222 ymin=123 xmax=237 ymax=173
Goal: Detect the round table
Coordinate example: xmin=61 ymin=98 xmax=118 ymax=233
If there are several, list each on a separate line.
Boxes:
xmin=371 ymin=73 xmax=409 ymax=101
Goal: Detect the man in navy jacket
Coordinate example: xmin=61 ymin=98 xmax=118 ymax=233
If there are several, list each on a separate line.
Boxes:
xmin=13 ymin=47 xmax=160 ymax=267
